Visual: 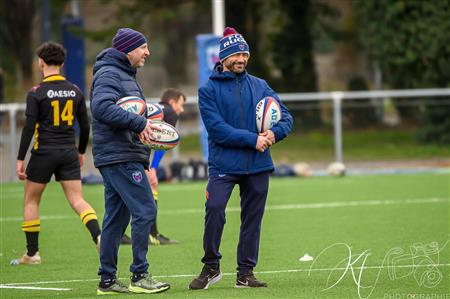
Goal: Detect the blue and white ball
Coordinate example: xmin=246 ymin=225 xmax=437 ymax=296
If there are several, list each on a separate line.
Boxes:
xmin=117 ymin=96 xmax=146 ymax=115
xmin=145 ymin=121 xmax=180 ymax=151
xmin=255 ymin=96 xmax=282 ymax=133
xmin=146 ymin=103 xmax=164 ymax=121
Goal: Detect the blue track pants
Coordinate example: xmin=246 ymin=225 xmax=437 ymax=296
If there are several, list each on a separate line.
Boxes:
xmin=201 ymin=171 xmax=269 ymax=275
xmin=98 ymin=162 xmax=156 ymax=282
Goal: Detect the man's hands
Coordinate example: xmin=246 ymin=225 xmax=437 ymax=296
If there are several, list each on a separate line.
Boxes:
xmin=255 ymin=130 xmax=275 ymax=152
xmin=16 ymin=160 xmax=26 ymax=180
xmin=138 ymin=120 xmax=161 ymax=144
xmin=260 ymin=130 xmax=275 ymax=144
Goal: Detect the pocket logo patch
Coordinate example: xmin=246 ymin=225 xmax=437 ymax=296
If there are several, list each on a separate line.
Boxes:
xmin=132 ymin=171 xmax=143 ymax=183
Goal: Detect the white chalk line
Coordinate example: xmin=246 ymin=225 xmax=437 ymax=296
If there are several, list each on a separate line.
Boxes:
xmin=1 ymin=197 xmax=448 ymax=222
xmin=2 ymin=263 xmax=449 ymax=289
xmin=0 ymin=285 xmax=71 ymax=291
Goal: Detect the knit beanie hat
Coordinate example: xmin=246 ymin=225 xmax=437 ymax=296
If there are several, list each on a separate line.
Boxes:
xmin=112 ymin=28 xmax=147 ymax=54
xmin=219 ymin=27 xmax=250 ymax=61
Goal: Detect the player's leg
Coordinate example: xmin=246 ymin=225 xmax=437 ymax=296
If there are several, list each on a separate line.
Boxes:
xmin=60 ymin=180 xmax=101 ymax=248
xmin=56 ymin=148 xmax=101 ymax=248
xmin=23 ymin=180 xmax=45 ymax=222
xmin=235 ymin=171 xmax=269 ymax=288
xmin=146 ymin=168 xmax=178 ymax=245
xmin=11 ymin=180 xmax=47 ymax=265
xmin=11 ymin=151 xmax=54 ymax=265
xmin=148 ymin=166 xmax=159 ymax=242
xmin=189 ymin=174 xmax=236 ymax=290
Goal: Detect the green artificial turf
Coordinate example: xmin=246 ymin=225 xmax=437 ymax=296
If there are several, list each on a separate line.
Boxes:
xmin=178 ymin=129 xmax=450 ymax=162
xmin=1 ymin=173 xmax=449 ymax=298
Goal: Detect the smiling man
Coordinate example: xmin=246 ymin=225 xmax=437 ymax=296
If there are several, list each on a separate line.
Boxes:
xmin=189 ymin=27 xmax=293 ymax=290
xmin=90 ymin=28 xmax=169 ymax=295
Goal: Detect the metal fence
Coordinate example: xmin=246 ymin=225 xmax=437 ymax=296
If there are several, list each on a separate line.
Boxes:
xmin=1 ymin=88 xmax=449 ymax=182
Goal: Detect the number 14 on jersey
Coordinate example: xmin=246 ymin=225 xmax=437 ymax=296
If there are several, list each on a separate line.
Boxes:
xmin=51 ymin=99 xmax=74 ymax=126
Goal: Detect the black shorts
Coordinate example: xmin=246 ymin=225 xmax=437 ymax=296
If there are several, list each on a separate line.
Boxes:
xmin=26 ymin=148 xmax=81 ymax=183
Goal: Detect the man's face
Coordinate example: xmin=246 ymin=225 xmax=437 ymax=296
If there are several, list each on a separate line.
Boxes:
xmin=169 ymin=96 xmax=185 ymax=115
xmin=127 ymin=43 xmax=150 ymax=68
xmin=222 ymin=52 xmax=249 ymax=74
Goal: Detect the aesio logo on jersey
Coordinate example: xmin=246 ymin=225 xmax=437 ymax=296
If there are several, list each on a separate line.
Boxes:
xmin=47 ymin=89 xmax=76 ymax=98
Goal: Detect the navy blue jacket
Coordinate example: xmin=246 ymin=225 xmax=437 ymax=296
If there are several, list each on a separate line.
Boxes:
xmin=199 ymin=64 xmax=293 ymax=176
xmin=90 ymin=48 xmax=149 ymax=168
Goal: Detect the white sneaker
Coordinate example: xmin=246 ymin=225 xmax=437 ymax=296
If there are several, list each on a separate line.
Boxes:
xmin=11 ymin=252 xmax=41 ymax=265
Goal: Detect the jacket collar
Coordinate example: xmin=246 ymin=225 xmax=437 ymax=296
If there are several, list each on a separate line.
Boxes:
xmin=93 ymin=48 xmax=136 ymax=76
xmin=210 ymin=62 xmax=247 ymax=81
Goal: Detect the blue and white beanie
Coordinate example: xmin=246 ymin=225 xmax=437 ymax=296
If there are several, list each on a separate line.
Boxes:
xmin=112 ymin=28 xmax=147 ymax=54
xmin=219 ymin=27 xmax=250 ymax=61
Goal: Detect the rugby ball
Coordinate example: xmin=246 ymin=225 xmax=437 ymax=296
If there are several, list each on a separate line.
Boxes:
xmin=146 ymin=103 xmax=164 ymax=121
xmin=293 ymin=162 xmax=313 ymax=177
xmin=256 ymin=96 xmax=282 ymax=133
xmin=145 ymin=121 xmax=180 ymax=150
xmin=327 ymin=162 xmax=346 ymax=177
xmin=117 ymin=96 xmax=146 ymax=116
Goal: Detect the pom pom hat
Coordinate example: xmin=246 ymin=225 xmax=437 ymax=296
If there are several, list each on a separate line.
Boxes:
xmin=219 ymin=27 xmax=250 ymax=61
xmin=112 ymin=28 xmax=147 ymax=54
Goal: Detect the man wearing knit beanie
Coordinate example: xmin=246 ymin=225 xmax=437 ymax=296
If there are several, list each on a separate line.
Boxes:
xmin=111 ymin=28 xmax=150 ymax=68
xmin=113 ymin=28 xmax=147 ymax=54
xmin=189 ymin=27 xmax=293 ymax=290
xmin=90 ymin=28 xmax=170 ymax=295
xmin=219 ymin=27 xmax=250 ymax=61
xmin=218 ymin=27 xmax=250 ymax=74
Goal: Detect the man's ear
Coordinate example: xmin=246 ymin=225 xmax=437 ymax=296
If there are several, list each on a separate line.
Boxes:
xmin=168 ymin=98 xmax=176 ymax=106
xmin=38 ymin=58 xmax=44 ymax=69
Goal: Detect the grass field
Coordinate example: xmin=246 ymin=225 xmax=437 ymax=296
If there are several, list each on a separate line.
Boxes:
xmin=1 ymin=173 xmax=449 ymax=298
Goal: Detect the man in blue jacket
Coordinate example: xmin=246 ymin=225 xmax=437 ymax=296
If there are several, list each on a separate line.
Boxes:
xmin=189 ymin=27 xmax=293 ymax=290
xmin=90 ymin=28 xmax=170 ymax=295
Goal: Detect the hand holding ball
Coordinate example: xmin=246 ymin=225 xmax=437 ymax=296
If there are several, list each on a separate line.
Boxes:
xmin=117 ymin=96 xmax=179 ymax=150
xmin=142 ymin=121 xmax=180 ymax=150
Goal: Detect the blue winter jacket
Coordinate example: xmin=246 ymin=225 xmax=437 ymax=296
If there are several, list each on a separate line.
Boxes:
xmin=90 ymin=48 xmax=149 ymax=168
xmin=199 ymin=63 xmax=293 ymax=176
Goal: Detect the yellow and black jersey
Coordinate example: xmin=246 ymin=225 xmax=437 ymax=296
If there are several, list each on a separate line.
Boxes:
xmin=17 ymin=74 xmax=90 ymax=160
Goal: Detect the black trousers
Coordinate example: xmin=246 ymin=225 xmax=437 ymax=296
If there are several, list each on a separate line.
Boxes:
xmin=201 ymin=171 xmax=269 ymax=275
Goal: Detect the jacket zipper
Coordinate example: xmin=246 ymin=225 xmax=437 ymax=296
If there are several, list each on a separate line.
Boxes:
xmin=235 ymin=77 xmax=250 ymax=174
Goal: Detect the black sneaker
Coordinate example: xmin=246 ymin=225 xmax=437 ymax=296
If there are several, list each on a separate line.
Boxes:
xmin=235 ymin=272 xmax=267 ymax=288
xmin=149 ymin=234 xmax=179 ymax=245
xmin=188 ymin=265 xmax=222 ymax=290
xmin=120 ymin=234 xmax=132 ymax=245
xmin=97 ymin=279 xmax=130 ymax=295
xmin=158 ymin=234 xmax=179 ymax=245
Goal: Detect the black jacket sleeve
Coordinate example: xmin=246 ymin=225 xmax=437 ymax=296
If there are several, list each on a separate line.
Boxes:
xmin=77 ymin=96 xmax=90 ymax=154
xmin=161 ymin=103 xmax=178 ymax=126
xmin=17 ymin=93 xmax=38 ymax=160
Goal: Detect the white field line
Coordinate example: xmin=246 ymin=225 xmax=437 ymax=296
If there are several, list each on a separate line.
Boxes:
xmin=0 ymin=197 xmax=448 ymax=222
xmin=2 ymin=263 xmax=449 ymax=287
xmin=0 ymin=285 xmax=71 ymax=291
